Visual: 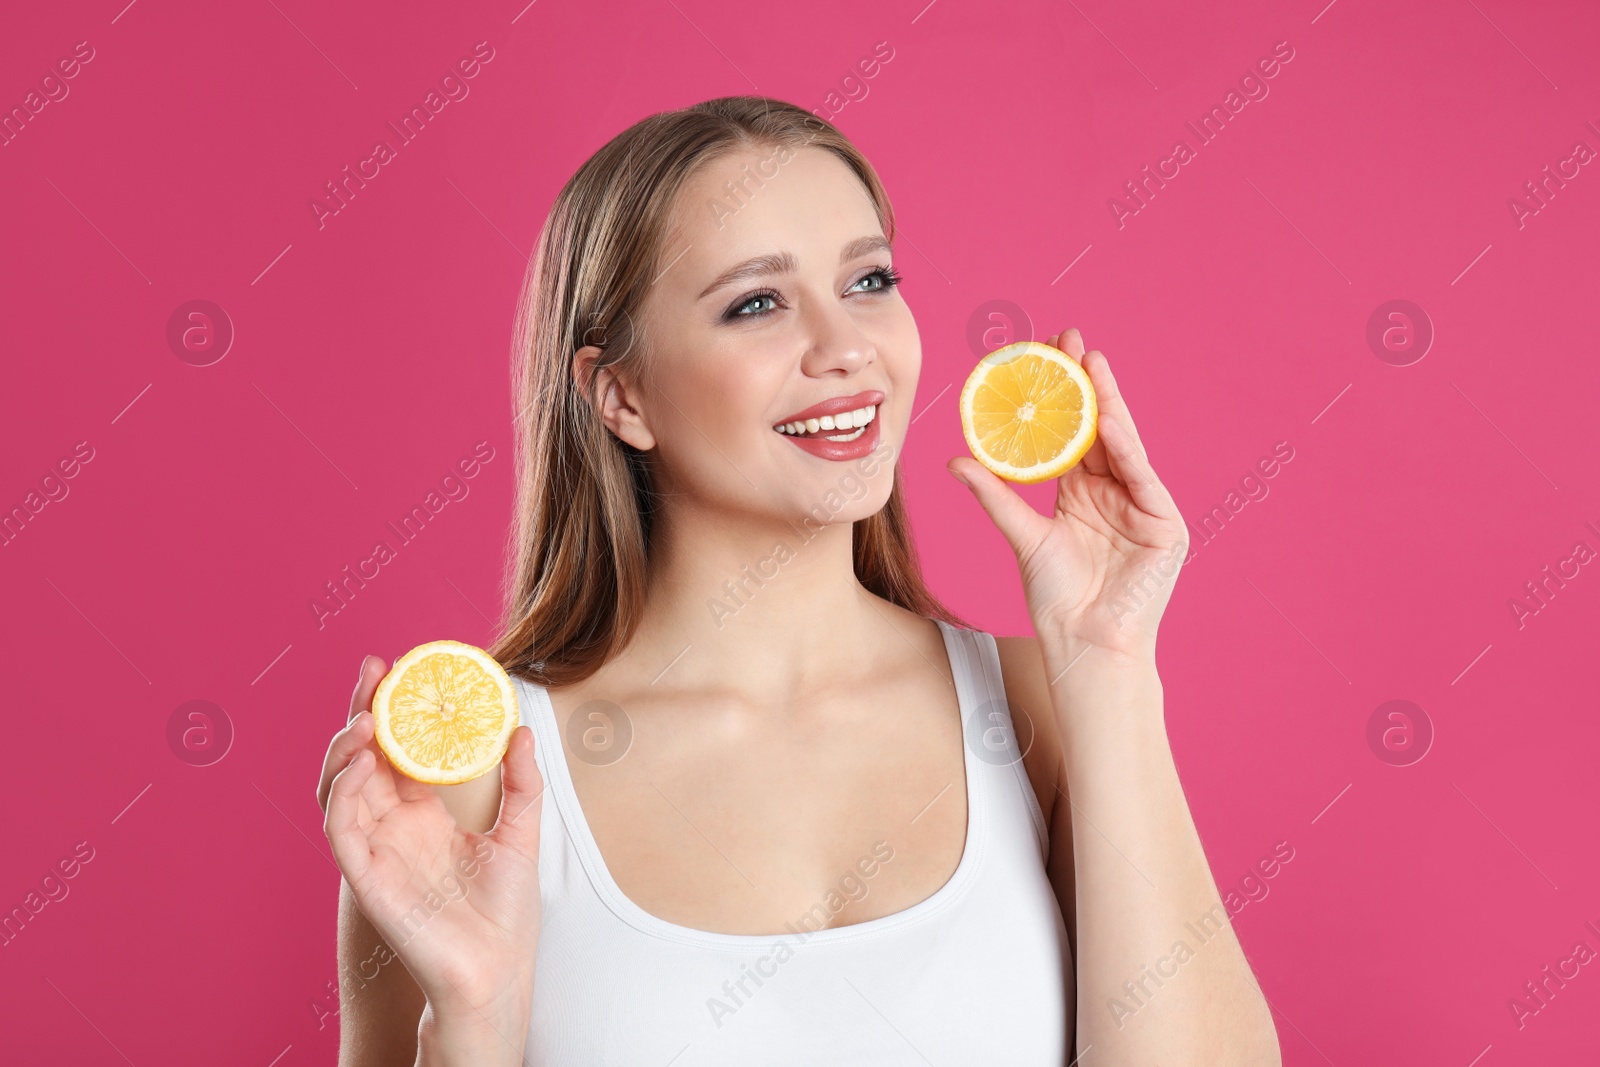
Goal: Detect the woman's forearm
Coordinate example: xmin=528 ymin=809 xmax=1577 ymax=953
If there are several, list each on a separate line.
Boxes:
xmin=415 ymin=985 xmax=533 ymax=1067
xmin=1043 ymin=634 xmax=1280 ymax=1064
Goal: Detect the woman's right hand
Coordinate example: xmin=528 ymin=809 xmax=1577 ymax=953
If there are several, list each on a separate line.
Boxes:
xmin=317 ymin=655 xmax=545 ymax=1032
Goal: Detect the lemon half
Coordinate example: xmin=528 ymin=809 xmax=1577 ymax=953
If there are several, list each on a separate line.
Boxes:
xmin=959 ymin=340 xmax=1098 ymax=484
xmin=371 ymin=640 xmax=519 ymax=785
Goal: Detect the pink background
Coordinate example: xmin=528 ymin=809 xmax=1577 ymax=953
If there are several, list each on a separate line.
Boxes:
xmin=3 ymin=0 xmax=1597 ymax=1062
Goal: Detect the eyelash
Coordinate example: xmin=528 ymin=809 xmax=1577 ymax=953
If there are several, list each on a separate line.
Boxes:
xmin=724 ymin=266 xmax=904 ymax=321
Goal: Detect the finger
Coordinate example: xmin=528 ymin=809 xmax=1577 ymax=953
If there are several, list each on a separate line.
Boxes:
xmin=319 ymin=712 xmax=403 ymax=819
xmin=1085 ymin=350 xmax=1147 ymax=461
xmin=318 ymin=710 xmax=379 ymax=811
xmin=325 ymin=749 xmax=377 ymax=885
xmin=356 ymin=740 xmax=411 ymax=823
xmin=1060 ymin=328 xmax=1086 ymax=361
xmin=1097 ymin=402 xmax=1179 ymax=520
xmin=343 ymin=712 xmax=407 ymax=822
xmin=947 ymin=456 xmax=1053 ymax=563
xmin=350 ymin=655 xmax=385 ymax=722
xmin=1073 ymin=426 xmax=1111 ymax=479
xmin=488 ymin=726 xmax=544 ymax=857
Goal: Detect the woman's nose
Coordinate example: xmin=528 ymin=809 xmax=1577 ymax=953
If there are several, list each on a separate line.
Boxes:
xmin=799 ymin=299 xmax=875 ymax=377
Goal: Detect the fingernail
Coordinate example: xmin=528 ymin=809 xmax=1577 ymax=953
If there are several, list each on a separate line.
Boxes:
xmin=358 ymin=655 xmax=371 ymax=680
xmin=948 ymin=466 xmax=971 ymax=489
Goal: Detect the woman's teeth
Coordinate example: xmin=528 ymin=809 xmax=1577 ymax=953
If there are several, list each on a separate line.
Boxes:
xmin=774 ymin=404 xmax=877 ymax=442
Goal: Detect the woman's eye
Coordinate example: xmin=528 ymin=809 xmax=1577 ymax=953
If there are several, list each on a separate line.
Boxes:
xmin=851 ymin=266 xmax=903 ymax=294
xmin=727 ymin=290 xmax=781 ymax=319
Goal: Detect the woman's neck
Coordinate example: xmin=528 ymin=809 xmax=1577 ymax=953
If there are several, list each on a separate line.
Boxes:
xmin=606 ymin=504 xmax=889 ymax=699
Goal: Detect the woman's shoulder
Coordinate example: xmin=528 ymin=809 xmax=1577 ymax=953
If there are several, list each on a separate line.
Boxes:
xmin=992 ymin=634 xmax=1063 ymax=839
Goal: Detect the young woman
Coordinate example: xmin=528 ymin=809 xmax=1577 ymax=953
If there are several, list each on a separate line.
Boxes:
xmin=316 ymin=96 xmax=1280 ymax=1065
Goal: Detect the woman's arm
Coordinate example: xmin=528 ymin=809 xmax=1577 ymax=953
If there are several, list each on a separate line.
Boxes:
xmin=951 ymin=328 xmax=1279 ymax=1064
xmin=1003 ymin=635 xmax=1273 ymax=1060
xmin=1044 ymin=644 xmax=1277 ymax=1063
xmin=335 ymin=877 xmax=426 ymax=1065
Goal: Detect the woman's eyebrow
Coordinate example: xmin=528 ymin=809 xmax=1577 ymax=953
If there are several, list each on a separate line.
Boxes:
xmin=697 ymin=251 xmax=796 ymax=300
xmin=840 ymin=234 xmax=891 ymax=262
xmin=695 ymin=235 xmax=891 ymax=301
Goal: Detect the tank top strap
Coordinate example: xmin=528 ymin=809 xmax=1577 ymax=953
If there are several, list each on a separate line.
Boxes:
xmin=938 ymin=620 xmax=1051 ymax=862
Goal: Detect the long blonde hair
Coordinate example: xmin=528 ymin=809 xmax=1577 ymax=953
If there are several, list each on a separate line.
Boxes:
xmin=489 ymin=95 xmax=968 ymax=685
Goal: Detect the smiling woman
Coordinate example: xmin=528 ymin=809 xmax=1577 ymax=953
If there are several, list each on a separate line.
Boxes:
xmin=317 ymin=95 xmax=1281 ymax=1067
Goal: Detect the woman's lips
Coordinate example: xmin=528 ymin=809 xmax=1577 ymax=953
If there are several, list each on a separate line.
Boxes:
xmin=777 ymin=406 xmax=883 ymax=461
xmin=772 ymin=388 xmax=886 ymax=427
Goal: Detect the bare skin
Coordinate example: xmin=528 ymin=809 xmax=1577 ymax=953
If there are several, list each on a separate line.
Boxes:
xmin=318 ymin=143 xmax=1278 ymax=1065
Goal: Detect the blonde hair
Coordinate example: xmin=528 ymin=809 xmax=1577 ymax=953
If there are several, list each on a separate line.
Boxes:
xmin=489 ymin=95 xmax=967 ymax=685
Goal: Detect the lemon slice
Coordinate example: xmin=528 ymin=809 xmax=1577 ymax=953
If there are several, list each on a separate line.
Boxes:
xmin=371 ymin=640 xmax=519 ymax=785
xmin=959 ymin=340 xmax=1098 ymax=484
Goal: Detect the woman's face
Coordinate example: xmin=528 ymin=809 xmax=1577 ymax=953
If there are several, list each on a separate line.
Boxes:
xmin=607 ymin=144 xmax=920 ymax=525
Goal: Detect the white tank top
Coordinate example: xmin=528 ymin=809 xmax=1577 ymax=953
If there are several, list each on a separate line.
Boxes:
xmin=512 ymin=618 xmax=1073 ymax=1065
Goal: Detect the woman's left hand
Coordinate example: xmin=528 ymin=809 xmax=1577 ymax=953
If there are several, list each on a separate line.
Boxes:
xmin=948 ymin=328 xmax=1189 ymax=668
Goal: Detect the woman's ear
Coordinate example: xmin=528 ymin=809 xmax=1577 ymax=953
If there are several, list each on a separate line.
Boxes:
xmin=574 ymin=345 xmax=656 ymax=451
